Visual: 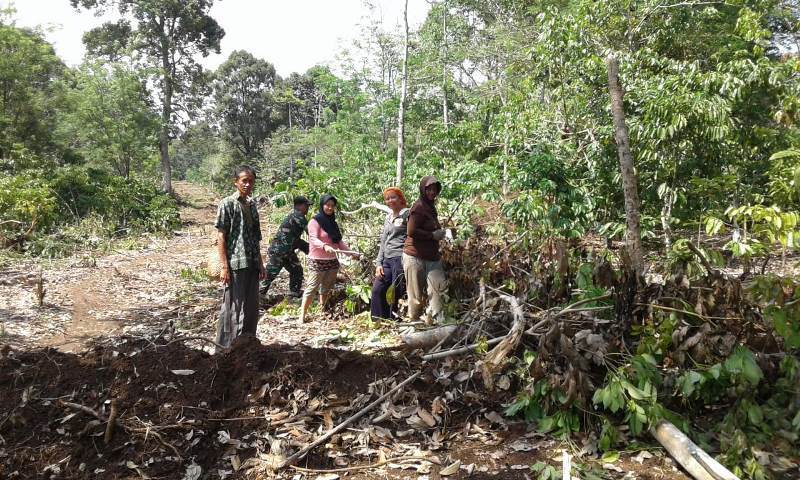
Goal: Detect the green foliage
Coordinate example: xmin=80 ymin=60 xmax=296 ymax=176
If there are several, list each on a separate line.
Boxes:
xmin=706 ymin=204 xmax=800 ymax=262
xmin=0 ymin=22 xmax=66 ymax=165
xmin=749 ymin=275 xmax=800 ymax=348
xmin=504 ymin=350 xmax=582 ymax=438
xmin=0 ymin=175 xmax=58 ymax=243
xmin=58 ymin=62 xmax=159 ymax=178
xmin=0 ymin=166 xmax=178 ymax=255
xmin=592 ymin=354 xmax=671 ymax=437
xmin=530 ymin=461 xmax=560 ymax=480
xmin=344 ymin=283 xmax=371 ymax=315
xmin=212 ymin=51 xmax=282 ymax=159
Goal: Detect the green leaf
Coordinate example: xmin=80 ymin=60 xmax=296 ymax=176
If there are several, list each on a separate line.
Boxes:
xmin=601 ymin=451 xmax=620 ymax=463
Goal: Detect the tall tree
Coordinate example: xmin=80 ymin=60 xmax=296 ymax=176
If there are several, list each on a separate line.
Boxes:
xmin=396 ymin=0 xmax=410 ymax=185
xmin=212 ymin=51 xmax=281 ymax=159
xmin=607 ymin=54 xmax=644 ymax=277
xmin=71 ymin=0 xmax=224 ymax=193
xmin=60 ymin=62 xmax=159 ymax=178
xmin=0 ymin=22 xmax=64 ymax=166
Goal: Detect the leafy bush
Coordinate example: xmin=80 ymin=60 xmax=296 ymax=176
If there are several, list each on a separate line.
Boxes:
xmin=0 ymin=174 xmax=58 ymax=246
xmin=1 ymin=166 xmax=179 ymax=254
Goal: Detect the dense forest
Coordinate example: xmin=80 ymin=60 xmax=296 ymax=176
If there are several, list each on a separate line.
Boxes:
xmin=2 ymin=1 xmax=800 ymax=479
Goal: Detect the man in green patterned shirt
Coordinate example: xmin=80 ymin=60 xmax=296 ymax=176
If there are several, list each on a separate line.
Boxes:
xmin=214 ymin=165 xmax=266 ymax=348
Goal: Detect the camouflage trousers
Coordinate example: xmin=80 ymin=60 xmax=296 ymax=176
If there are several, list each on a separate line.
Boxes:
xmin=260 ymin=251 xmax=303 ymax=295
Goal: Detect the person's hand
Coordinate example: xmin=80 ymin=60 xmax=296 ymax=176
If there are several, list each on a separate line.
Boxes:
xmin=432 ymin=229 xmax=446 ymax=241
xmin=220 ymin=266 xmax=230 ymax=285
xmin=323 ymin=244 xmax=335 ymax=253
xmin=259 ymin=264 xmax=267 ymax=281
xmin=375 ymin=265 xmax=384 ymax=278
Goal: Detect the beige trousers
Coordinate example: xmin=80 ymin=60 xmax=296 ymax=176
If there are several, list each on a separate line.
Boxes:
xmin=402 ymin=253 xmax=447 ymax=323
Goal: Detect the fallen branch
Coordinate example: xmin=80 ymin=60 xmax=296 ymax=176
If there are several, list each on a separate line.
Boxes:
xmin=638 ymin=303 xmax=740 ymax=322
xmin=479 ymin=295 xmax=526 ymax=388
xmin=279 ymin=370 xmax=421 ymax=469
xmin=651 ymin=420 xmax=739 ymax=480
xmin=289 ymin=455 xmax=435 ymax=474
xmin=60 ymin=401 xmax=106 ymax=421
xmin=401 ymin=324 xmax=462 ymax=349
xmin=421 ymin=335 xmax=505 ymax=361
xmin=340 ymin=201 xmax=392 ymax=216
xmin=686 ymin=242 xmax=723 ymax=277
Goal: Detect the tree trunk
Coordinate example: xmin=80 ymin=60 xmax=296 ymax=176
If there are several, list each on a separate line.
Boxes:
xmin=159 ymin=70 xmax=174 ymax=194
xmin=606 ymin=54 xmax=644 ymax=277
xmin=395 ymin=0 xmax=409 ymax=186
xmin=441 ymin=0 xmax=449 ymax=129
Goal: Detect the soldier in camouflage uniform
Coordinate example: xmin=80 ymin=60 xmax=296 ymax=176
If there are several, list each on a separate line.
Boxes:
xmin=259 ymin=196 xmax=312 ymax=297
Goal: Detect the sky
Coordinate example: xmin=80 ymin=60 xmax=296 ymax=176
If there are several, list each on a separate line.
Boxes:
xmin=7 ymin=0 xmax=431 ymax=77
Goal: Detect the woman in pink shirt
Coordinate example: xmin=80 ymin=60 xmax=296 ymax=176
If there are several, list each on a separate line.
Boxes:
xmin=299 ymin=194 xmax=359 ymax=323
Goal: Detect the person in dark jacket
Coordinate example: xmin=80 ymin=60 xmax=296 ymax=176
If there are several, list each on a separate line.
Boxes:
xmin=370 ymin=187 xmax=409 ymax=320
xmin=402 ymin=176 xmax=448 ymax=323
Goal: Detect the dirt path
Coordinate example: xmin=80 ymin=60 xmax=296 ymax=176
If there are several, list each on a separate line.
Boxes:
xmin=1 ymin=181 xmax=220 ymax=351
xmin=0 ymin=182 xmax=347 ymax=352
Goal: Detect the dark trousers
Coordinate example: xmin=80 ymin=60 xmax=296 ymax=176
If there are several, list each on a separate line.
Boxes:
xmin=217 ymin=267 xmax=260 ymax=348
xmin=260 ymin=251 xmax=303 ymax=295
xmin=370 ymin=256 xmax=405 ymax=320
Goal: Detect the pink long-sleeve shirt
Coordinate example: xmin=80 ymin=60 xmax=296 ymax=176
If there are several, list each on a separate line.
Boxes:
xmin=308 ymin=218 xmax=350 ymax=260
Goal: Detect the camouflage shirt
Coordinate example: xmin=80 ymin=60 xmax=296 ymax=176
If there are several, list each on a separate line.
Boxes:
xmin=215 ymin=193 xmax=262 ymax=271
xmin=268 ymin=209 xmax=308 ymax=256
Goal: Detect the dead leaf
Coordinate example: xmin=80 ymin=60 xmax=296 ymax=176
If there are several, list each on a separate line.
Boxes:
xmin=170 ymin=369 xmax=195 ymax=376
xmin=439 ymin=460 xmax=461 ymax=476
xmin=633 ymin=451 xmax=653 ymax=464
xmin=315 ymin=474 xmax=339 ymax=480
xmin=417 ymin=408 xmax=437 ymax=427
xmin=230 ymin=455 xmax=241 ymax=471
xmin=496 ymin=375 xmax=511 ymax=390
xmin=484 ymin=411 xmax=505 ymax=425
xmin=509 ymin=439 xmax=536 ymax=452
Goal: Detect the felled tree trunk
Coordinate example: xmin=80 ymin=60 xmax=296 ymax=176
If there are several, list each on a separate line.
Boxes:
xmin=651 ymin=421 xmax=740 ymax=480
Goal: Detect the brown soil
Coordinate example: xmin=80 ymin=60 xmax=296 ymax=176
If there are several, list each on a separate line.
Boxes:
xmin=0 ymin=337 xmax=685 ymax=479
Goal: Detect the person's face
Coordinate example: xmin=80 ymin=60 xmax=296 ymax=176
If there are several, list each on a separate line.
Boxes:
xmin=384 ymin=192 xmax=401 ymax=211
xmin=322 ymin=199 xmax=336 ymax=216
xmin=297 ymin=203 xmax=310 ymax=215
xmin=234 ymin=171 xmax=255 ymax=197
xmin=424 ymin=184 xmax=439 ymax=202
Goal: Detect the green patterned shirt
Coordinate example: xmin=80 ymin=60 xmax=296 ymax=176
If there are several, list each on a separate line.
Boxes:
xmin=215 ymin=193 xmax=262 ymax=271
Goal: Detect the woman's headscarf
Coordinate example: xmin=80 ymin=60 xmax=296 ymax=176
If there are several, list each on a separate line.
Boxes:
xmin=313 ymin=194 xmax=343 ymax=244
xmin=414 ymin=175 xmax=442 ymax=216
xmin=382 ymin=186 xmax=407 ymax=209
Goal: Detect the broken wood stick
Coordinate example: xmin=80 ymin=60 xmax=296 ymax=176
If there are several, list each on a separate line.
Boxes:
xmin=340 ymin=201 xmax=392 ymax=216
xmin=289 ymin=455 xmax=435 ymax=474
xmin=60 ymin=401 xmax=106 ymax=421
xmin=421 ymin=336 xmax=505 ymax=361
xmin=401 ymin=324 xmax=462 ymax=349
xmin=104 ymin=399 xmax=118 ymax=444
xmin=279 ymin=370 xmax=421 ymax=469
xmin=651 ymin=420 xmax=739 ymax=480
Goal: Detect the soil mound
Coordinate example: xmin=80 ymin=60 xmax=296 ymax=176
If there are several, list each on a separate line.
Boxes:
xmin=0 ymin=337 xmax=412 ymax=478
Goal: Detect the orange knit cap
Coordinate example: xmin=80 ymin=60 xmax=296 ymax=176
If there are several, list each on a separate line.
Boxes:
xmin=382 ymin=187 xmax=407 ymax=208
